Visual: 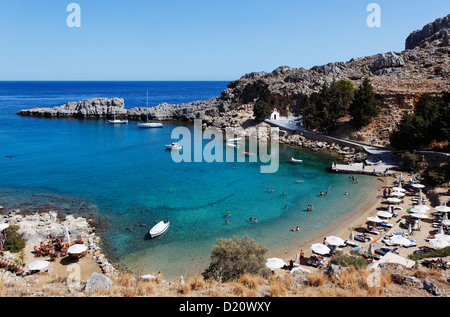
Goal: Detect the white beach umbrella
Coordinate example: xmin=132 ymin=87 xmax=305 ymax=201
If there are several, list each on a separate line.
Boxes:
xmin=326 ymin=236 xmax=345 ymax=246
xmin=0 ymin=223 xmax=9 ymax=231
xmin=442 ymin=220 xmax=450 ymax=226
xmin=311 ymin=243 xmax=331 ymax=255
xmin=412 ymin=184 xmax=425 ymax=189
xmin=68 ymin=244 xmax=87 ymax=254
xmin=377 ymin=211 xmax=393 ymax=218
xmin=435 ymin=205 xmax=450 ymax=213
xmin=389 ymin=235 xmax=414 ymax=247
xmin=28 ymin=260 xmax=50 ymax=271
xmin=391 ymin=192 xmax=405 ymax=197
xmin=410 ymin=205 xmax=429 ymax=213
xmin=392 ymin=187 xmax=405 ymax=192
xmin=367 ymin=216 xmax=384 ymax=223
xmin=265 ymin=258 xmax=287 ymax=269
xmin=429 ymin=239 xmax=449 ymax=248
xmin=434 ymin=234 xmax=450 ymax=242
xmin=387 ymin=198 xmax=401 ymax=204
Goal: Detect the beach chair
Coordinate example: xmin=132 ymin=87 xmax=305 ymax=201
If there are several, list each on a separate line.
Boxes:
xmin=75 ymin=235 xmax=83 ymax=244
xmin=60 ymin=246 xmax=68 ymax=257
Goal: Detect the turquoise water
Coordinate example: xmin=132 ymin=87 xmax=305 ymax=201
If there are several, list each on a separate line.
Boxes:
xmin=0 ymin=82 xmax=377 ymax=278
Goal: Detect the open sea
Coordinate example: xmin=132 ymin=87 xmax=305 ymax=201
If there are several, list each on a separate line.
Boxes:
xmin=0 ymin=81 xmax=377 ymax=278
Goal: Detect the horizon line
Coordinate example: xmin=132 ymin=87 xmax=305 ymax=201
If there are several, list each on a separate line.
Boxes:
xmin=0 ymin=79 xmax=232 ymax=82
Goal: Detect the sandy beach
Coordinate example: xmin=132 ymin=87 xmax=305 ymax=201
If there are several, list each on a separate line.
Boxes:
xmin=269 ymin=176 xmax=386 ymax=264
xmin=273 ymin=172 xmax=448 ymax=270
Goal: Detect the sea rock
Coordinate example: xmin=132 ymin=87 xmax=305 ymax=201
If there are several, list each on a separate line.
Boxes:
xmin=84 ymin=272 xmax=113 ymax=294
xmin=17 ymin=98 xmax=126 ymax=118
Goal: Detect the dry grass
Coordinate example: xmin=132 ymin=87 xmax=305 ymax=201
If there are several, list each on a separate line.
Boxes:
xmin=1 ymin=260 xmax=448 ymax=297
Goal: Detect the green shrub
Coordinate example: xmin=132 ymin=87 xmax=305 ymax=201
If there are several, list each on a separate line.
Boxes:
xmin=408 ymin=247 xmax=450 ymax=262
xmin=3 ymin=225 xmax=26 ymax=253
xmin=423 ymin=166 xmax=450 ymax=187
xmin=202 ymin=236 xmax=269 ymax=282
xmin=401 ymin=153 xmax=419 ymax=170
xmin=390 ymin=91 xmax=450 ymax=151
xmin=330 ymin=251 xmax=368 ymax=269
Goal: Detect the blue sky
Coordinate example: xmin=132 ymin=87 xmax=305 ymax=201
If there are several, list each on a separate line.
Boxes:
xmin=0 ymin=0 xmax=448 ymax=81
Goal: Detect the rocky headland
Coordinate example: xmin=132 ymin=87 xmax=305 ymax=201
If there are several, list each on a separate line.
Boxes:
xmin=17 ymin=15 xmax=450 ymax=148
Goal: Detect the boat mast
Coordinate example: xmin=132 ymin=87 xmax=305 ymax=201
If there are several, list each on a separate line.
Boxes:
xmin=146 ymin=90 xmax=149 ymax=122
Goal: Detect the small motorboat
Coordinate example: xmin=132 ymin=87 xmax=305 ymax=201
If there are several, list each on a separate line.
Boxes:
xmin=138 ymin=122 xmax=163 ymax=128
xmin=226 ymin=137 xmax=242 ymax=143
xmin=149 ymin=221 xmax=170 ymax=238
xmin=108 ymin=119 xmax=128 ymax=124
xmin=165 ymin=142 xmax=182 ymax=151
xmin=289 ymin=157 xmax=303 ymax=164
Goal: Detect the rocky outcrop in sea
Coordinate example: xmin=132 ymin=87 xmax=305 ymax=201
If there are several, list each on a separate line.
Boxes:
xmin=17 ymin=97 xmax=127 ymax=118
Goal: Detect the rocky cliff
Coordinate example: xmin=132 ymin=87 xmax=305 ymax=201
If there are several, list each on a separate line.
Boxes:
xmin=18 ymin=15 xmax=450 ymax=146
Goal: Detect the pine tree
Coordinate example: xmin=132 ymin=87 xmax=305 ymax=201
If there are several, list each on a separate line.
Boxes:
xmin=349 ymin=78 xmax=380 ymax=128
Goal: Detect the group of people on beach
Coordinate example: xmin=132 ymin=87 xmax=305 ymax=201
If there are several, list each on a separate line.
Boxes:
xmin=33 ymin=237 xmax=70 ymax=260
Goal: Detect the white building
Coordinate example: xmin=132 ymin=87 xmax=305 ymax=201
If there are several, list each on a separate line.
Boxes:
xmin=265 ymin=108 xmax=303 ymax=131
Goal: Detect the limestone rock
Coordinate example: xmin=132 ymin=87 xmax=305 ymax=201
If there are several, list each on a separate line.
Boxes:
xmin=84 ymin=272 xmax=113 ymax=294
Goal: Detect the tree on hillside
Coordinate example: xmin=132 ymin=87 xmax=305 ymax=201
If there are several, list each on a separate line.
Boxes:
xmin=202 ymin=236 xmax=268 ymax=282
xmin=390 ymin=92 xmax=450 ymax=151
xmin=349 ymin=78 xmax=380 ymax=128
xmin=390 ymin=114 xmax=430 ymax=151
xmin=301 ymin=80 xmax=355 ymax=131
xmin=253 ymin=100 xmax=272 ymax=119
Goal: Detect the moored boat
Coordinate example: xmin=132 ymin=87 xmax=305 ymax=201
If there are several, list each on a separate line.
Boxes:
xmin=289 ymin=157 xmax=303 ymax=164
xmin=149 ymin=221 xmax=170 ymax=238
xmin=165 ymin=142 xmax=182 ymax=151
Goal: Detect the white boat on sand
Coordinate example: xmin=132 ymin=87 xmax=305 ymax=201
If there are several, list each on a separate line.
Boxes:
xmin=149 ymin=221 xmax=170 ymax=238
